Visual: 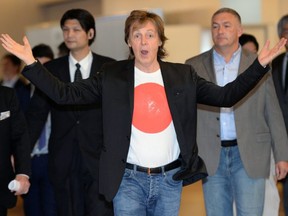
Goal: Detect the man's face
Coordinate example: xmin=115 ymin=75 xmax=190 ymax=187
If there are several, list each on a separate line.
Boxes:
xmin=62 ymin=19 xmax=92 ymax=52
xmin=211 ymin=12 xmax=243 ymax=50
xmin=242 ymin=41 xmax=258 ymax=54
xmin=128 ymin=20 xmax=162 ymax=72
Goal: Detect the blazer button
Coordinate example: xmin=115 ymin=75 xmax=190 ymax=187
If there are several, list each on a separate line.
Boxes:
xmin=121 ymin=159 xmax=126 ymax=163
xmin=126 ymin=136 xmax=130 ymax=141
xmin=216 ymin=117 xmax=219 ymax=121
xmin=76 ymin=120 xmax=80 ymax=124
xmin=216 ymin=134 xmax=220 ymax=138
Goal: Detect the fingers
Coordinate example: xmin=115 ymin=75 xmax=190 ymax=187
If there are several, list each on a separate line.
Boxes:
xmin=13 ymin=183 xmax=30 ymax=195
xmin=263 ymin=39 xmax=270 ymax=50
xmin=277 ymin=171 xmax=287 ymax=180
xmin=23 ymin=36 xmax=31 ymax=48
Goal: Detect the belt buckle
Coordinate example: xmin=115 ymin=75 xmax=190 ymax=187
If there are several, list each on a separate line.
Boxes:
xmin=147 ymin=168 xmax=151 ymax=175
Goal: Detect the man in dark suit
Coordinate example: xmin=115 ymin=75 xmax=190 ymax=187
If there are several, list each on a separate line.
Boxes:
xmin=25 ymin=9 xmax=115 ymax=216
xmin=0 ymin=10 xmax=286 ymax=216
xmin=0 ymin=86 xmax=31 ymax=216
xmin=272 ymin=14 xmax=288 ymax=216
xmin=0 ymin=54 xmax=31 ymax=112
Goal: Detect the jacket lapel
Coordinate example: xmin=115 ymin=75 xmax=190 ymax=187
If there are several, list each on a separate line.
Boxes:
xmin=203 ymin=49 xmax=216 ymax=82
xmin=125 ymin=60 xmax=135 ymax=119
xmin=57 ymin=57 xmax=71 ymax=82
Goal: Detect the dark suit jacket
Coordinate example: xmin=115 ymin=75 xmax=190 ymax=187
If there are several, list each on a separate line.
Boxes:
xmin=26 ymin=53 xmax=115 ymax=186
xmin=14 ymin=78 xmax=31 ymax=113
xmin=22 ymin=58 xmax=269 ymax=201
xmin=0 ymin=77 xmax=31 ymax=113
xmin=0 ymin=86 xmax=30 ymax=208
xmin=272 ymin=52 xmax=288 ymax=133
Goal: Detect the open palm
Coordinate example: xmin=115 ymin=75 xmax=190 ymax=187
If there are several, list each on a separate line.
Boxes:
xmin=0 ymin=34 xmax=35 ymax=65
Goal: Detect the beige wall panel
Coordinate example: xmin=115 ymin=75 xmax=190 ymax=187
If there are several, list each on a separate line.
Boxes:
xmin=165 ymin=24 xmax=202 ymax=63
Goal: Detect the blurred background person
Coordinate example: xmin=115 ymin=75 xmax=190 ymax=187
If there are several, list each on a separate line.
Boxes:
xmin=0 ymin=54 xmax=31 ymax=112
xmin=23 ymin=43 xmax=57 ymax=216
xmin=0 ymin=86 xmax=31 ymax=216
xmin=57 ymin=41 xmax=69 ymax=57
xmin=239 ymin=33 xmax=259 ymax=53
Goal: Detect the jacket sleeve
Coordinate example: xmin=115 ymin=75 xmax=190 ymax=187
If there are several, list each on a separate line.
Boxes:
xmin=22 ymin=61 xmax=101 ymax=105
xmin=10 ymin=89 xmax=31 ymax=176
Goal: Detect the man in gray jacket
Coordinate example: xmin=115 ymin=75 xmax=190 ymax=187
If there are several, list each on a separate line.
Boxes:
xmin=186 ymin=8 xmax=288 ymax=216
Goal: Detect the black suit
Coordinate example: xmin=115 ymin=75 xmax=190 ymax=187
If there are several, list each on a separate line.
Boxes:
xmin=23 ymin=58 xmax=269 ymax=202
xmin=272 ymin=52 xmax=288 ymax=215
xmin=0 ymin=86 xmax=30 ymax=214
xmin=26 ymin=53 xmax=115 ymax=216
xmin=0 ymin=77 xmax=31 ymax=113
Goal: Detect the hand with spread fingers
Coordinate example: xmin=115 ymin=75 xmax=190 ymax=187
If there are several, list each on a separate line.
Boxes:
xmin=257 ymin=38 xmax=287 ymax=67
xmin=0 ymin=34 xmax=35 ymax=65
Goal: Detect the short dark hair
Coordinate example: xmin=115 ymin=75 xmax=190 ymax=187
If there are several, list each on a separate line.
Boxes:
xmin=2 ymin=54 xmax=21 ymax=66
xmin=32 ymin=44 xmax=54 ymax=59
xmin=239 ymin=33 xmax=259 ymax=51
xmin=212 ymin=7 xmax=242 ymax=24
xmin=60 ymin=8 xmax=96 ymax=45
xmin=124 ymin=10 xmax=168 ymax=59
xmin=277 ymin=14 xmax=288 ymax=38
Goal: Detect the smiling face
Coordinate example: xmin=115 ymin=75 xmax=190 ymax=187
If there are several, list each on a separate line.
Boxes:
xmin=211 ymin=12 xmax=243 ymax=53
xmin=128 ymin=20 xmax=162 ymax=73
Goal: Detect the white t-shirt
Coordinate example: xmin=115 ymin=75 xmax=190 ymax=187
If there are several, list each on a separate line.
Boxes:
xmin=126 ymin=67 xmax=180 ymax=168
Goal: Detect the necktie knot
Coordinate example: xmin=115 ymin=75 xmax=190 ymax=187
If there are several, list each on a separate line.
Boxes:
xmin=74 ymin=63 xmax=82 ymax=82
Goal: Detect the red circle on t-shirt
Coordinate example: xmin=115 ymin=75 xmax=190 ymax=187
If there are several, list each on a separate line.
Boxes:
xmin=132 ymin=83 xmax=172 ymax=133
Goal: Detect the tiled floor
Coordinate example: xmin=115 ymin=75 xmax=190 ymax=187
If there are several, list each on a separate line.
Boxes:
xmin=8 ymin=181 xmax=285 ymax=216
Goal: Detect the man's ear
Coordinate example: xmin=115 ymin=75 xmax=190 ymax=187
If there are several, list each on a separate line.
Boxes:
xmin=88 ymin=29 xmax=94 ymax=39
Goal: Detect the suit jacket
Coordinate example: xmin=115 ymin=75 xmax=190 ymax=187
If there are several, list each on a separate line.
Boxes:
xmin=272 ymin=52 xmax=288 ymax=133
xmin=23 ymin=58 xmax=270 ymax=201
xmin=0 ymin=77 xmax=31 ymax=113
xmin=14 ymin=78 xmax=31 ymax=113
xmin=26 ymin=53 xmax=115 ymax=186
xmin=0 ymin=86 xmax=30 ymax=208
xmin=185 ymin=48 xmax=288 ymax=178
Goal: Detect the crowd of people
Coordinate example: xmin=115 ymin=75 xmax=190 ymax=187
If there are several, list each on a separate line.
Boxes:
xmin=0 ymin=6 xmax=288 ymax=216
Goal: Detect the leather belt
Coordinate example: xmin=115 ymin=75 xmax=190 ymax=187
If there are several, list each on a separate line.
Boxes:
xmin=126 ymin=159 xmax=181 ymax=175
xmin=221 ymin=139 xmax=237 ymax=147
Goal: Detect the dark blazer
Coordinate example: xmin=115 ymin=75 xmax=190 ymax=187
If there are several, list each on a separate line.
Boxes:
xmin=0 ymin=77 xmax=31 ymax=113
xmin=26 ymin=53 xmax=115 ymax=185
xmin=23 ymin=58 xmax=269 ymax=201
xmin=14 ymin=78 xmax=31 ymax=113
xmin=272 ymin=53 xmax=288 ymax=133
xmin=0 ymin=86 xmax=30 ymax=208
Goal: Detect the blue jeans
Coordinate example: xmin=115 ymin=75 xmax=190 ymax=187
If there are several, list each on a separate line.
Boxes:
xmin=203 ymin=146 xmax=265 ymax=216
xmin=113 ymin=166 xmax=182 ymax=216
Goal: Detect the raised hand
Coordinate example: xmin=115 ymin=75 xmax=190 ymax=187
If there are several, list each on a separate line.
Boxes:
xmin=258 ymin=37 xmax=287 ymax=67
xmin=0 ymin=34 xmax=36 ymax=65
